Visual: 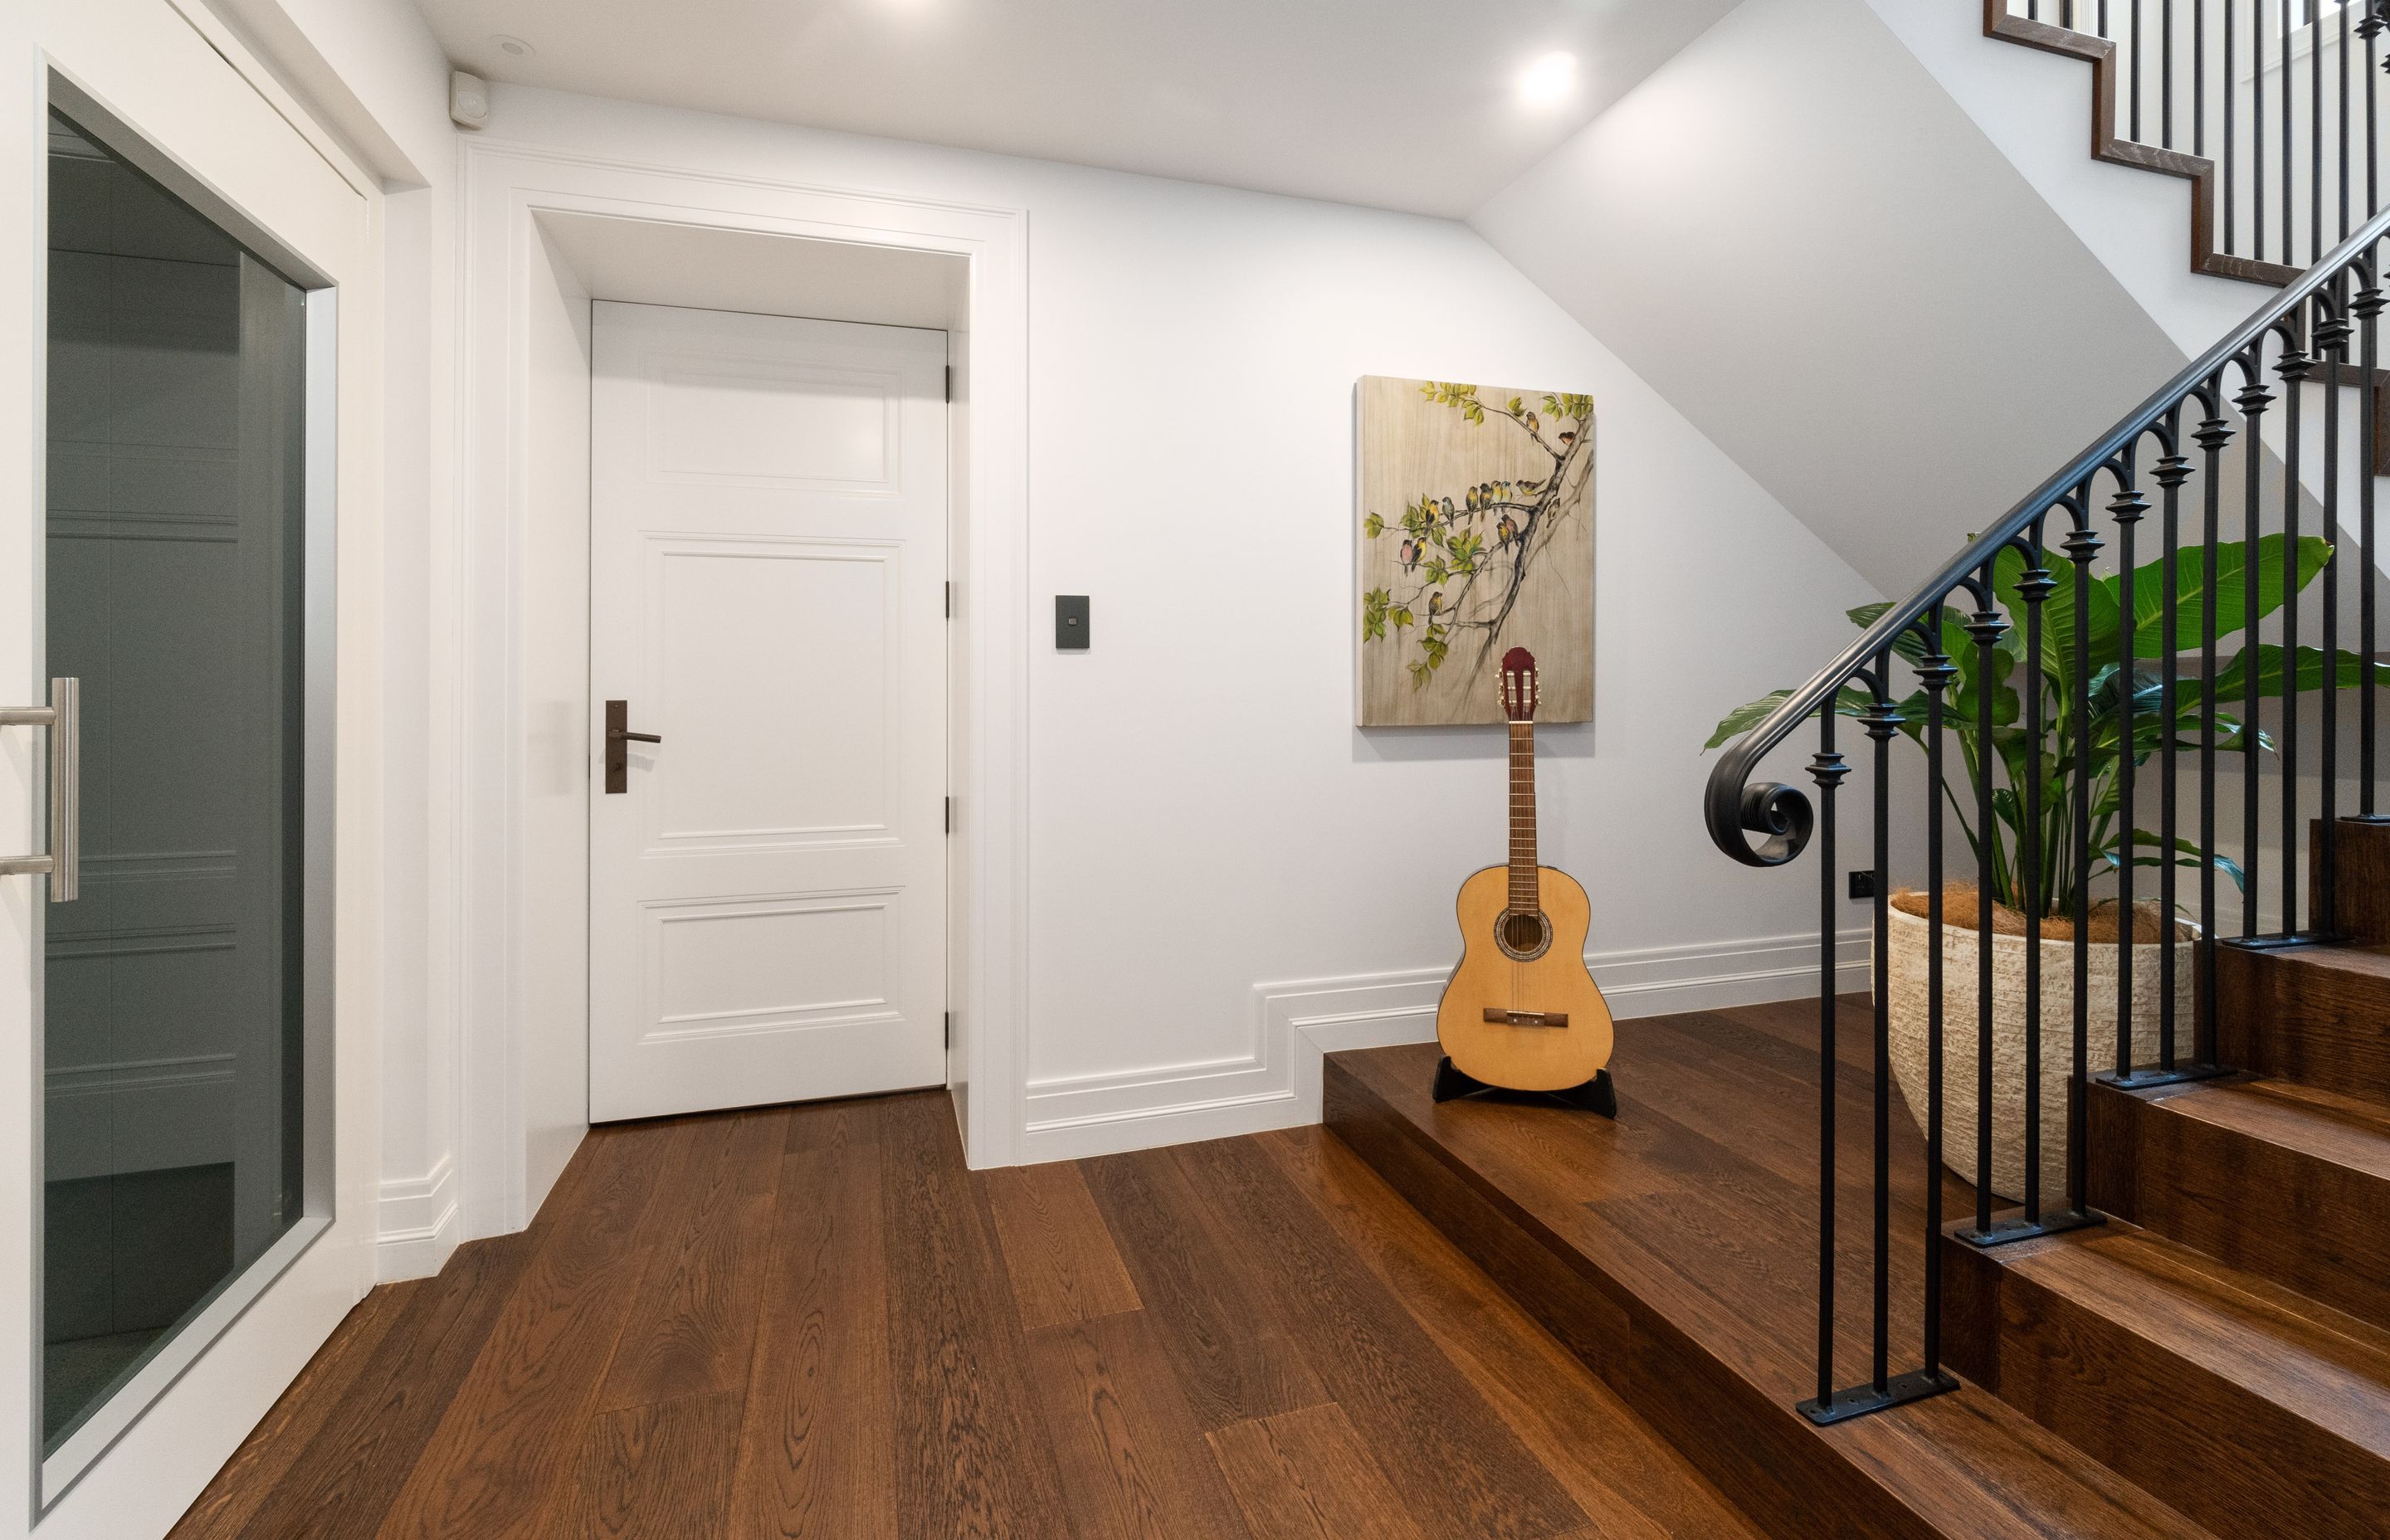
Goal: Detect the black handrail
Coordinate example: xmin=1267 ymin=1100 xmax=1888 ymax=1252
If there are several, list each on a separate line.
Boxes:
xmin=1704 ymin=197 xmax=2390 ymax=869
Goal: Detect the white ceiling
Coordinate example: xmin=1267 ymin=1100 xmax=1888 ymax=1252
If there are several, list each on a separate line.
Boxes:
xmin=417 ymin=0 xmax=1744 ymax=217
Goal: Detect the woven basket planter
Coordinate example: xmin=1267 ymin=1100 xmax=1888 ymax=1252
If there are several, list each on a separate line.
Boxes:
xmin=1878 ymin=903 xmax=2192 ymax=1202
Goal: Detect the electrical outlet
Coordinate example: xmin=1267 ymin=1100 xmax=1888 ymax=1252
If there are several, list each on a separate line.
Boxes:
xmin=1848 ymin=870 xmax=1877 ymax=901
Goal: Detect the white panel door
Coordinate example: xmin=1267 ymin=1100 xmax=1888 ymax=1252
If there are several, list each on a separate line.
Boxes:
xmin=589 ymin=303 xmax=949 ymax=1121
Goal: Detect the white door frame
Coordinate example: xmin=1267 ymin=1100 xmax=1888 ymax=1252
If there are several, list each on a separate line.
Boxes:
xmin=451 ymin=138 xmax=1031 ymax=1238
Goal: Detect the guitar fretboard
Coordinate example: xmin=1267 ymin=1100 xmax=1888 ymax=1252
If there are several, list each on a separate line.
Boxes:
xmin=1508 ymin=721 xmax=1538 ymax=913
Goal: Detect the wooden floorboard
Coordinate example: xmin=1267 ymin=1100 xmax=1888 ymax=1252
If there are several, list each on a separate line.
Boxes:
xmin=729 ymin=1138 xmax=895 ymax=1540
xmin=166 ymin=1274 xmax=418 ymax=1540
xmin=168 ymin=1047 xmax=1776 ymax=1539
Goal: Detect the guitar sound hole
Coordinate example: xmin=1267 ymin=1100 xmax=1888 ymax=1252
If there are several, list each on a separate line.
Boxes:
xmin=1497 ymin=910 xmax=1550 ymax=960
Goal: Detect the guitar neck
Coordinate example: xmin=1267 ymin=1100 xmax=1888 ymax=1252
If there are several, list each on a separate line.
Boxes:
xmin=1508 ymin=721 xmax=1538 ymax=912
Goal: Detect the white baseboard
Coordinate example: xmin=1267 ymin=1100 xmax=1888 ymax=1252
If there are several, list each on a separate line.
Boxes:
xmin=375 ymin=1154 xmax=461 ymax=1282
xmin=1019 ymin=928 xmax=1868 ymax=1164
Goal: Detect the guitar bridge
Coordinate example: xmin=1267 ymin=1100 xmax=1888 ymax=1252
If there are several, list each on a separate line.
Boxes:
xmin=1482 ymin=1008 xmax=1568 ymax=1028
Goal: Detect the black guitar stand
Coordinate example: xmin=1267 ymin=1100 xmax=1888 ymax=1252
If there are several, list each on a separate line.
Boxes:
xmin=1431 ymin=1056 xmax=1617 ymax=1118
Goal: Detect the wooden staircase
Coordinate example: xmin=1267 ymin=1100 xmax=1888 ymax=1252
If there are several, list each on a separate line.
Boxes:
xmin=1325 ymin=831 xmax=2390 ymax=1538
xmin=1983 ymin=0 xmax=2300 ymax=290
xmin=1940 ymin=819 xmax=2390 ymax=1539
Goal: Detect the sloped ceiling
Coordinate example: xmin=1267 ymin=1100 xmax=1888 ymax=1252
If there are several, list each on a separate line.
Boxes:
xmin=414 ymin=0 xmax=1744 ymax=217
xmin=1471 ymin=0 xmax=2188 ymax=594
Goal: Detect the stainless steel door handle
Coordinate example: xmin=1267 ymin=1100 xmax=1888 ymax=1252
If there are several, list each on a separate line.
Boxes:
xmin=0 ymin=678 xmax=78 ymax=900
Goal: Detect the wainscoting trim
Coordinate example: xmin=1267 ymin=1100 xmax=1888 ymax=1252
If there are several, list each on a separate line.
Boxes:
xmin=1018 ymin=928 xmax=1870 ymax=1163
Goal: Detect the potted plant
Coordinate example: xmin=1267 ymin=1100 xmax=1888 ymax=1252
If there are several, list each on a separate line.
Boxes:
xmin=1705 ymin=534 xmax=2375 ymax=1199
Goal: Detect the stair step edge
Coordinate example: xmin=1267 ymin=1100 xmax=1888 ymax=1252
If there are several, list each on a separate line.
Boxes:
xmin=2008 ymin=1226 xmax=2390 ymax=1451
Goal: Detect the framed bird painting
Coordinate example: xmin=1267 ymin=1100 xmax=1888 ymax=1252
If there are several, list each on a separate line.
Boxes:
xmin=1355 ymin=375 xmax=1595 ymax=726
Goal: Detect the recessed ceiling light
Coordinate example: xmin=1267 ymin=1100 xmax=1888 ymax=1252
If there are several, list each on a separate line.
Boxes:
xmin=1518 ymin=52 xmax=1578 ymax=106
xmin=492 ymin=34 xmax=535 ymax=59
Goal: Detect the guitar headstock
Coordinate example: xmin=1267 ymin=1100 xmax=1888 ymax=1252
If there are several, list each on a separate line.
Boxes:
xmin=1499 ymin=646 xmax=1539 ymax=723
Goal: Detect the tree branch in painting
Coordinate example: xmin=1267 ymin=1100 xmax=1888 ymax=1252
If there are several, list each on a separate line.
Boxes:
xmin=1360 ymin=382 xmax=1593 ymax=690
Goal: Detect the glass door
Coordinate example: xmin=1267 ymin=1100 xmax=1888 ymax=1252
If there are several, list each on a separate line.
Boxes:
xmin=37 ymin=106 xmax=318 ymax=1485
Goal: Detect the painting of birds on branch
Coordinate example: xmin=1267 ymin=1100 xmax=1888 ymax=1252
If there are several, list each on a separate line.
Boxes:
xmin=1356 ymin=376 xmax=1594 ymax=726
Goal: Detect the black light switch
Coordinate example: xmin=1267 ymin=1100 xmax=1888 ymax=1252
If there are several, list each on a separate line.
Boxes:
xmin=1056 ymin=595 xmax=1090 ymax=650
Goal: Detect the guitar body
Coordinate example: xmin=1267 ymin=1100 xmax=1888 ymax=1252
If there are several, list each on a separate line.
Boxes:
xmin=1436 ymin=865 xmax=1615 ymax=1092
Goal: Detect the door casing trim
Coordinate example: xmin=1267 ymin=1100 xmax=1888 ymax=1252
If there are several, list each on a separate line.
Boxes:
xmin=451 ymin=137 xmax=1031 ymax=1243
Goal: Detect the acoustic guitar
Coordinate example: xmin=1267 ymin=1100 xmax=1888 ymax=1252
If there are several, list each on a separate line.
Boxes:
xmin=1432 ymin=647 xmax=1617 ymax=1109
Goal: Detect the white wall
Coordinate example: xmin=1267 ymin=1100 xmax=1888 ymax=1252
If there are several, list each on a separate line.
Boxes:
xmin=1470 ymin=0 xmax=2190 ymax=597
xmin=1868 ymin=0 xmax=2312 ymax=360
xmin=463 ymin=85 xmax=1877 ymax=1170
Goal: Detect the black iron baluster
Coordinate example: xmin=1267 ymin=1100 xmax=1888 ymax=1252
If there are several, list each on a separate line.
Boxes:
xmin=2113 ymin=470 xmax=2151 ymax=1075
xmin=1973 ymin=580 xmax=2004 ymax=1238
xmin=2367 ymin=3 xmax=2380 ymax=237
xmin=2196 ymin=0 xmax=2207 ymax=159
xmin=2257 ymin=0 xmax=2270 ymax=261
xmin=2156 ymin=441 xmax=2192 ymax=1071
xmin=2164 ymin=0 xmax=2176 ymax=146
xmin=2282 ymin=324 xmax=2312 ymax=933
xmin=2319 ymin=287 xmax=2350 ymax=933
xmin=2304 ymin=0 xmax=2323 ymax=261
xmin=2339 ymin=0 xmax=2352 ymax=241
xmin=2227 ymin=0 xmax=2239 ymax=255
xmin=2285 ymin=0 xmax=2297 ymax=266
xmin=1917 ymin=621 xmax=1956 ymax=1376
xmin=2196 ymin=398 xmax=2235 ymax=1065
xmin=2240 ymin=359 xmax=2275 ymax=933
xmin=2018 ymin=534 xmax=2055 ymax=1224
xmin=1861 ymin=660 xmax=1900 ymax=1400
xmin=1807 ymin=710 xmax=1846 ymax=1421
xmin=2361 ymin=261 xmax=2383 ymax=809
xmin=2066 ymin=505 xmax=2103 ymax=1210
xmin=2135 ymin=0 xmax=2147 ymax=140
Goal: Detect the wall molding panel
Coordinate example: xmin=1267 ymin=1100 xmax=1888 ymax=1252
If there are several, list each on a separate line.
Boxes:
xmin=1020 ymin=928 xmax=1870 ymax=1162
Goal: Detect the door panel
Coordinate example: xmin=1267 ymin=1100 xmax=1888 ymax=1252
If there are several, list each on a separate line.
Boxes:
xmin=649 ymin=538 xmax=895 ymax=841
xmin=0 ymin=5 xmax=376 ymax=1531
xmin=589 ymin=303 xmax=948 ymax=1122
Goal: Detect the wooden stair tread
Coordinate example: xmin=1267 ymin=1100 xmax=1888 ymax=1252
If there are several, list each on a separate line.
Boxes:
xmin=2007 ymin=1225 xmax=2390 ymax=1451
xmin=2152 ymin=1076 xmax=2390 ymax=1180
xmin=1328 ymin=1017 xmax=2213 ymax=1540
xmin=2273 ymin=942 xmax=2390 ymax=980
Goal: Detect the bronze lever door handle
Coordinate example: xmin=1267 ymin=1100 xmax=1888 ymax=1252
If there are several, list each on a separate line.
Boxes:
xmin=603 ymin=699 xmax=661 ymax=793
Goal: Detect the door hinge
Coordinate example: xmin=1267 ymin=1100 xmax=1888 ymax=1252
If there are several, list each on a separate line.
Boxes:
xmin=944 ymin=1010 xmax=953 ymax=1050
xmin=945 ymin=796 xmax=954 ymax=834
xmin=944 ymin=365 xmax=953 ymax=402
xmin=945 ymin=580 xmax=953 ymax=619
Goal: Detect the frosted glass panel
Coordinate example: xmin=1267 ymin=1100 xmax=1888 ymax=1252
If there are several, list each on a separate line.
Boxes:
xmin=41 ymin=110 xmax=309 ymax=1455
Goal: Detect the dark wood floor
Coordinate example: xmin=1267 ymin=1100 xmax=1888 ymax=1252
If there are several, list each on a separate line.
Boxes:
xmin=168 ymin=1079 xmax=1762 ymax=1538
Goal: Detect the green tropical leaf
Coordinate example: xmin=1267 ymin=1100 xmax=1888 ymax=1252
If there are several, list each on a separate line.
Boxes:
xmin=1703 ymin=685 xmax=1877 ymax=752
xmin=2126 ymin=534 xmax=2330 ymax=655
xmin=2097 ymin=829 xmax=2248 ymax=891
